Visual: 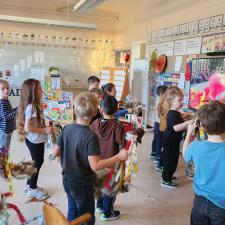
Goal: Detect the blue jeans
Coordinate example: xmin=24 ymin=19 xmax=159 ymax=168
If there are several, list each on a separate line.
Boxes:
xmin=151 ymin=122 xmax=162 ymax=160
xmin=191 ymin=194 xmax=225 ymax=225
xmin=96 ymin=195 xmax=116 ymax=217
xmin=63 ymin=174 xmax=95 ymax=225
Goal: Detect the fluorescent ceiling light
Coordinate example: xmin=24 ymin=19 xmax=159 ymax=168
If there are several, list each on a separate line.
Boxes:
xmin=73 ymin=0 xmax=107 ymax=13
xmin=0 ymin=15 xmax=97 ymax=29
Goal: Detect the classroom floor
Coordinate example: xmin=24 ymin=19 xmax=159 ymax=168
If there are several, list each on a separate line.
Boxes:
xmin=1 ymin=131 xmax=194 ymax=225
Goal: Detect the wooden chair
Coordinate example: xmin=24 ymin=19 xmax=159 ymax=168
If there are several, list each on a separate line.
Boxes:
xmin=43 ymin=204 xmax=92 ymax=225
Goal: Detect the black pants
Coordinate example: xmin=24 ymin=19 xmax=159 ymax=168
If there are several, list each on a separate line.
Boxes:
xmin=191 ymin=194 xmax=225 ymax=225
xmin=162 ymin=137 xmax=180 ymax=182
xmin=25 ymin=139 xmax=44 ymax=189
xmin=158 ymin=131 xmax=164 ymax=167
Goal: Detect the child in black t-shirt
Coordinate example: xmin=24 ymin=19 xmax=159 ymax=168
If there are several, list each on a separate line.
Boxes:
xmin=161 ymin=87 xmax=192 ymax=188
xmin=53 ymin=92 xmax=128 ymax=225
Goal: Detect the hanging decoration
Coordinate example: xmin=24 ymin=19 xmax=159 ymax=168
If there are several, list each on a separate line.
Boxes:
xmin=154 ymin=54 xmax=167 ymax=73
xmin=0 ymin=31 xmax=113 ymax=50
xmin=124 ymin=52 xmax=130 ymax=65
xmin=150 ymin=49 xmax=158 ymax=70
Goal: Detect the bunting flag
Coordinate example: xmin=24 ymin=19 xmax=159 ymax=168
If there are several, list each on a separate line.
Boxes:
xmin=1 ymin=193 xmax=44 ymax=225
xmin=96 ymin=133 xmax=139 ymax=197
xmin=0 ymin=147 xmax=44 ymax=225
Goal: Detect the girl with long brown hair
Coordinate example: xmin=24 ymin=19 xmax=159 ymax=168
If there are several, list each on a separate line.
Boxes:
xmin=17 ymin=79 xmax=52 ymax=200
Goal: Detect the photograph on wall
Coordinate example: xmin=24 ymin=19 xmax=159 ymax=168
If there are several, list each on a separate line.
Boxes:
xmin=161 ymin=73 xmax=180 ymax=86
xmin=189 ymin=57 xmax=225 ymax=109
xmin=201 ymin=33 xmax=225 ymax=53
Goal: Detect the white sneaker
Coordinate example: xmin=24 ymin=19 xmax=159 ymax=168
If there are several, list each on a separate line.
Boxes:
xmin=24 ymin=184 xmax=29 ymax=193
xmin=26 ymin=188 xmax=48 ymax=200
xmin=24 ymin=184 xmax=47 ymax=195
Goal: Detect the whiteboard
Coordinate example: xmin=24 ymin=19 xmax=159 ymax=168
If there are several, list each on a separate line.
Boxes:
xmin=0 ymin=43 xmax=96 ymax=88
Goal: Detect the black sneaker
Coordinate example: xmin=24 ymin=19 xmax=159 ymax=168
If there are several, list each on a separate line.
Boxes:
xmin=161 ymin=180 xmax=178 ymax=188
xmin=156 ymin=165 xmax=163 ymax=172
xmin=100 ymin=210 xmax=120 ymax=221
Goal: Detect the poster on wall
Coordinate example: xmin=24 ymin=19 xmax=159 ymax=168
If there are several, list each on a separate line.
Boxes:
xmin=201 ymin=33 xmax=225 ymax=53
xmin=161 ymin=73 xmax=180 ymax=86
xmin=174 ymin=39 xmax=187 ymax=55
xmin=186 ymin=37 xmax=202 ymax=55
xmin=149 ymin=42 xmax=174 ymax=56
xmin=42 ymin=90 xmax=73 ymax=125
xmin=209 ymin=15 xmax=223 ymax=31
xmin=199 ymin=18 xmax=210 ymax=33
xmin=162 ymin=42 xmax=174 ymax=56
xmin=188 ymin=21 xmax=199 ymax=35
xmin=189 ymin=57 xmax=225 ymax=109
xmin=222 ymin=14 xmax=225 ymax=30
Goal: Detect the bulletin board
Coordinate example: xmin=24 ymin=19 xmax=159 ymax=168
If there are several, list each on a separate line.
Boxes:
xmin=100 ymin=67 xmax=129 ymax=101
xmin=42 ymin=89 xmax=73 ymax=126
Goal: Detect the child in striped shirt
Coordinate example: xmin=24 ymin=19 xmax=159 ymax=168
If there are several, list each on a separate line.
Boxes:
xmin=0 ymin=79 xmax=17 ymax=149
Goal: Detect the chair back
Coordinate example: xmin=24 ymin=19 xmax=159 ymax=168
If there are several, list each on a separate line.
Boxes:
xmin=43 ymin=204 xmax=92 ymax=225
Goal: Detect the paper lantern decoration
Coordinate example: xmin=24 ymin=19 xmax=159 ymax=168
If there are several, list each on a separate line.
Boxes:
xmin=155 ymin=54 xmax=167 ymax=73
xmin=124 ymin=53 xmax=130 ymax=64
xmin=150 ymin=50 xmax=158 ymax=69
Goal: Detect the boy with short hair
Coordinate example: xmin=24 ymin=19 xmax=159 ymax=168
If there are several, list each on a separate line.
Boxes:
xmin=53 ymin=92 xmax=127 ymax=225
xmin=183 ymin=101 xmax=225 ymax=224
xmin=161 ymin=87 xmax=192 ymax=188
xmin=0 ymin=79 xmax=17 ymax=149
xmin=90 ymin=95 xmax=126 ymax=221
xmin=88 ymin=76 xmax=100 ymax=91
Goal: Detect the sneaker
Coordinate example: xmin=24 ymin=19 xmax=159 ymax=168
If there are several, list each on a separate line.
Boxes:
xmin=24 ymin=185 xmax=47 ymax=195
xmin=156 ymin=165 xmax=163 ymax=172
xmin=149 ymin=153 xmax=156 ymax=160
xmin=187 ymin=174 xmax=194 ymax=180
xmin=100 ymin=210 xmax=120 ymax=221
xmin=186 ymin=170 xmax=194 ymax=180
xmin=161 ymin=180 xmax=179 ymax=189
xmin=26 ymin=188 xmax=48 ymax=200
xmin=96 ymin=207 xmax=103 ymax=214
